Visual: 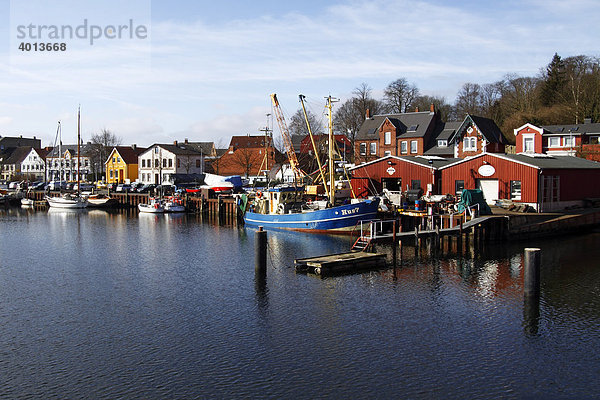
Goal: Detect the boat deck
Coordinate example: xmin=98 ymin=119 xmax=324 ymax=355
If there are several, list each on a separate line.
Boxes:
xmin=295 ymin=251 xmax=387 ymax=276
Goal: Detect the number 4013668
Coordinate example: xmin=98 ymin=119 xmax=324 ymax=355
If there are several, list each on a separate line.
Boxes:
xmin=19 ymin=42 xmax=67 ymax=51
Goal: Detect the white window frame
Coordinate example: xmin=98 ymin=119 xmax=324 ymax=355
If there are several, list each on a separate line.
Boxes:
xmin=401 ymin=141 xmax=408 ymax=154
xmin=437 ymin=139 xmax=447 ymax=147
xmin=359 ymin=143 xmax=367 ymax=155
xmin=410 ymin=140 xmax=418 ymax=154
xmin=510 ymin=180 xmax=522 ymax=200
xmin=384 ymin=150 xmax=391 ymax=156
xmin=522 ymin=134 xmax=535 ymax=153
xmin=549 ymin=136 xmax=560 ymax=148
xmin=590 ymin=136 xmax=600 ymax=145
xmin=384 ymin=131 xmax=391 ymax=145
xmin=369 ymin=142 xmax=377 ymax=155
xmin=463 ymin=137 xmax=477 ymax=151
xmin=563 ymin=136 xmax=575 ymax=147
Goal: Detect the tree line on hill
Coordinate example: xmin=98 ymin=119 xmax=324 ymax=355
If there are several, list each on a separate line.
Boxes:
xmin=287 ymin=53 xmax=600 ymax=146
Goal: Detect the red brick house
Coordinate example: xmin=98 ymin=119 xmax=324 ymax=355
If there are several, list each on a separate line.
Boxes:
xmin=218 ymin=135 xmax=277 ymax=178
xmin=449 ymin=114 xmax=508 ymax=158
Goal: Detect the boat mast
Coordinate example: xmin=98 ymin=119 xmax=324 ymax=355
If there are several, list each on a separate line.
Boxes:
xmin=299 ymin=95 xmax=327 ymax=195
xmin=326 ymin=95 xmax=338 ymax=205
xmin=58 ymin=121 xmax=62 ymax=185
xmin=77 ymin=106 xmax=81 ymax=196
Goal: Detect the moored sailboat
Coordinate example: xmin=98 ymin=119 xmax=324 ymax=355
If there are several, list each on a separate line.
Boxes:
xmin=46 ymin=114 xmax=88 ymax=209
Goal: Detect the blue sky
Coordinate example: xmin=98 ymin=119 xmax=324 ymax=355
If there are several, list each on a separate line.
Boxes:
xmin=0 ymin=0 xmax=598 ymax=148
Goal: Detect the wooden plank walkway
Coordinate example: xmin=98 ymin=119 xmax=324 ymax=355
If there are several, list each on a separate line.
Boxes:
xmin=368 ymin=215 xmax=506 ymax=242
xmin=295 ymin=252 xmax=387 ymax=276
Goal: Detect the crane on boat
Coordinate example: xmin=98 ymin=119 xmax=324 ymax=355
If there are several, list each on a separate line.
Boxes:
xmin=270 ymin=94 xmax=306 ymax=183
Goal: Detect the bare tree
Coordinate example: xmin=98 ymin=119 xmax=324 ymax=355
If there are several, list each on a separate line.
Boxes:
xmin=288 ymin=108 xmax=324 ymax=137
xmin=89 ymin=128 xmax=121 ymax=180
xmin=453 ymin=83 xmax=482 ymax=119
xmin=411 ymin=95 xmax=452 ymax=121
xmin=334 ymin=83 xmax=383 ymax=150
xmin=383 ymin=78 xmax=420 ymax=113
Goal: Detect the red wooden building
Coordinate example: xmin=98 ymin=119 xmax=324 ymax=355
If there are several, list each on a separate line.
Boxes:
xmin=439 ymin=153 xmax=600 ymax=211
xmin=349 ymin=155 xmax=457 ymax=198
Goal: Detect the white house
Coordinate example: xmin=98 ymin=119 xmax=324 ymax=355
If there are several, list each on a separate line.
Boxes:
xmin=138 ymin=143 xmax=204 ymax=185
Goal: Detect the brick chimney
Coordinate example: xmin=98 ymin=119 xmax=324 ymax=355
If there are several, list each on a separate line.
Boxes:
xmin=430 ymin=103 xmax=435 ymax=113
xmin=174 ymin=140 xmax=178 ymax=146
xmin=184 ymin=138 xmax=189 ymax=144
xmin=365 ymin=108 xmax=371 ymax=119
xmin=131 ymin=144 xmax=137 ymax=150
xmin=415 ymin=106 xmax=419 ymax=112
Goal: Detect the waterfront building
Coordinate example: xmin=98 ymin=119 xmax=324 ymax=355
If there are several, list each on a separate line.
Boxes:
xmin=349 ymin=155 xmax=457 ymax=198
xmin=515 ymin=119 xmax=600 ymax=160
xmin=105 ymin=145 xmax=146 ymax=184
xmin=45 ymin=144 xmax=93 ymax=182
xmin=0 ymin=146 xmax=47 ymax=181
xmin=354 ymin=108 xmax=510 ymax=164
xmin=439 ymin=152 xmax=600 ymax=211
xmin=137 ymin=143 xmax=204 ymax=185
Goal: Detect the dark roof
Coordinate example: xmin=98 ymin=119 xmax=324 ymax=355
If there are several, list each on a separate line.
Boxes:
xmin=504 ymin=154 xmax=600 ymax=169
xmin=143 ymin=144 xmax=202 ymax=156
xmin=0 ymin=136 xmax=41 ymax=149
xmin=33 ymin=148 xmax=49 ymax=159
xmin=291 ymin=135 xmax=304 ymax=152
xmin=542 ymin=122 xmax=600 ymax=135
xmin=451 ymin=115 xmax=508 ymax=144
xmin=178 ymin=142 xmax=215 ymax=155
xmin=46 ymin=143 xmax=93 ymax=158
xmin=423 ymin=146 xmax=454 ymax=156
xmin=114 ymin=146 xmax=147 ymax=164
xmin=3 ymin=146 xmax=31 ymax=164
xmin=349 ymin=155 xmax=459 ymax=171
xmin=436 ymin=121 xmax=461 ymax=140
xmin=440 ymin=153 xmax=600 ymax=170
xmin=356 ymin=111 xmax=436 ymax=140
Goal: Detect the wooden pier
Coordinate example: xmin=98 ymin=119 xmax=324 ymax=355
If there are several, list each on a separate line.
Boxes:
xmin=295 ymin=252 xmax=387 ymax=276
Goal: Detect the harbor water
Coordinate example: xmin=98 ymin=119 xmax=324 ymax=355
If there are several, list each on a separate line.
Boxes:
xmin=1 ymin=207 xmax=600 ymax=398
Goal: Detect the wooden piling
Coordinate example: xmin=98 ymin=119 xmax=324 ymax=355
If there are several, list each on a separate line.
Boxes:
xmin=392 ymin=220 xmax=397 ymax=267
xmin=524 ymin=248 xmax=541 ymax=297
xmin=255 ymin=226 xmax=267 ymax=276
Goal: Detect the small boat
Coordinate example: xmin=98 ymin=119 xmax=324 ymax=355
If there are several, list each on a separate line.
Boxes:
xmin=46 ymin=193 xmax=89 ymax=209
xmin=21 ymin=197 xmax=34 ymax=206
xmin=138 ymin=197 xmax=165 ymax=213
xmin=163 ymin=196 xmax=185 ymax=213
xmin=87 ymin=194 xmax=118 ymax=208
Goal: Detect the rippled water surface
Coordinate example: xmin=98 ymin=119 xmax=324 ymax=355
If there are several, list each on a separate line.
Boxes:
xmin=1 ymin=207 xmax=599 ymax=398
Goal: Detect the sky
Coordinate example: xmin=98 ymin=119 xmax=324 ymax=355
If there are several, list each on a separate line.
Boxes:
xmin=0 ymin=0 xmax=598 ymax=148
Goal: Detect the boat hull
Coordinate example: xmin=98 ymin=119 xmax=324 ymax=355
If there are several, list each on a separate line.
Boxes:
xmin=138 ymin=203 xmax=164 ymax=213
xmin=244 ymin=199 xmax=379 ymax=233
xmin=46 ymin=195 xmax=88 ymax=209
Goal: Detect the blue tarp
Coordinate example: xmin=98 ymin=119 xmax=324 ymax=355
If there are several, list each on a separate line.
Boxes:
xmin=224 ymin=175 xmax=243 ymax=188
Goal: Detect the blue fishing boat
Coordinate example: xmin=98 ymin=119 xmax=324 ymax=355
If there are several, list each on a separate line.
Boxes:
xmin=243 ymin=94 xmax=380 ymax=234
xmin=244 ymin=186 xmax=379 ymax=233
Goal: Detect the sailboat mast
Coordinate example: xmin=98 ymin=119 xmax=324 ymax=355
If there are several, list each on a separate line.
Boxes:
xmin=327 ymin=96 xmax=335 ymax=205
xmin=58 ymin=122 xmax=62 ymax=184
xmin=77 ymin=106 xmax=81 ymax=195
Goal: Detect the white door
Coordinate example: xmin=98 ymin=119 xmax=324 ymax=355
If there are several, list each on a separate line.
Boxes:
xmin=476 ymin=179 xmax=499 ymax=205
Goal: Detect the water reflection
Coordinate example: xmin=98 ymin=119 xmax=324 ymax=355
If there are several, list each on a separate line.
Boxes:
xmin=0 ymin=210 xmax=599 ymax=398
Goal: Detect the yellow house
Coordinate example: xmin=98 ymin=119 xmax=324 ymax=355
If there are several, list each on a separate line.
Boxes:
xmin=105 ymin=145 xmax=146 ymax=184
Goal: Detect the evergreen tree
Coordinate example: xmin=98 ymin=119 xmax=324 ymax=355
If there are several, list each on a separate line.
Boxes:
xmin=540 ymin=53 xmax=566 ymax=106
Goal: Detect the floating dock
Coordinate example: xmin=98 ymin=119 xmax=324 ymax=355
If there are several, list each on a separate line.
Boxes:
xmin=295 ymin=252 xmax=387 ymax=276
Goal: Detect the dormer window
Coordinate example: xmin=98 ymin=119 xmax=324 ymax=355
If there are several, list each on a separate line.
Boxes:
xmin=437 ymin=139 xmax=447 ymax=147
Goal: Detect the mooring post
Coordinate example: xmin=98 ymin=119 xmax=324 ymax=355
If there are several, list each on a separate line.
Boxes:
xmin=435 ymin=225 xmax=440 ymax=252
xmin=255 ymin=226 xmax=267 ymax=276
xmin=458 ymin=222 xmax=463 ymax=254
xmin=392 ymin=219 xmax=397 ymax=267
xmin=524 ymin=248 xmax=541 ymax=297
xmin=414 ymin=225 xmax=420 ymax=252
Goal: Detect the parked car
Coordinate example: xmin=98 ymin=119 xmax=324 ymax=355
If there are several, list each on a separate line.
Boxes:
xmin=48 ymin=181 xmax=67 ymax=191
xmin=106 ymin=183 xmax=118 ymax=191
xmin=31 ymin=181 xmax=46 ymax=190
xmin=116 ymin=184 xmax=132 ymax=192
xmin=130 ymin=182 xmax=143 ymax=192
xmin=73 ymin=183 xmax=94 ymax=192
xmin=95 ymin=181 xmax=107 ymax=189
xmin=137 ymin=184 xmax=156 ymax=193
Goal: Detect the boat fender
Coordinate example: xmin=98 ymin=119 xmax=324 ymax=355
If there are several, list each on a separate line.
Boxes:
xmin=256 ymin=191 xmax=262 ymax=198
xmin=154 ymin=203 xmax=159 ymax=209
xmin=277 ymin=203 xmax=285 ymax=215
